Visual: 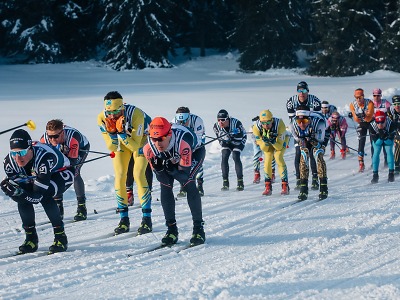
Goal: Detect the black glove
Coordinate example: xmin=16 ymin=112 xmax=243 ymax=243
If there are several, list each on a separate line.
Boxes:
xmin=348 ymin=112 xmax=353 ymax=118
xmin=1 ymin=179 xmax=24 ymax=198
xmin=356 ymin=112 xmax=365 ymax=119
xmin=150 ymin=157 xmax=164 ymax=172
xmin=379 ymin=130 xmax=388 ymax=140
xmin=252 ymin=116 xmax=259 ymax=122
xmin=164 ymin=160 xmax=177 ymax=173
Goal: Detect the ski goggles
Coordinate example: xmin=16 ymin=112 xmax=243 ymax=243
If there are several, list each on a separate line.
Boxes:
xmin=10 ymin=147 xmax=30 ymax=157
xmin=47 ymin=130 xmax=63 ymax=139
xmin=261 ymin=120 xmax=272 ymax=125
xmin=295 ymin=117 xmax=310 ymax=125
xmin=297 ymin=88 xmax=308 ymax=94
xmin=175 ymin=113 xmax=190 ymax=124
xmin=105 ymin=109 xmax=122 ymax=116
xmin=375 ymin=118 xmax=385 ymax=124
xmin=151 ymin=135 xmax=168 ymax=142
xmin=218 ymin=118 xmax=228 ymax=122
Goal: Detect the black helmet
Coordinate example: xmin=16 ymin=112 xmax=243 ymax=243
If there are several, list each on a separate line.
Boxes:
xmin=217 ymin=109 xmax=229 ymax=119
xmin=297 ymin=81 xmax=309 ymax=92
xmin=10 ymin=129 xmax=32 ymax=149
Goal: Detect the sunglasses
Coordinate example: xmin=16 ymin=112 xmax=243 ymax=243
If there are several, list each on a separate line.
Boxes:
xmin=47 ymin=130 xmax=63 ymax=139
xmin=10 ymin=148 xmax=30 ymax=157
xmin=376 ymin=120 xmax=385 ymax=124
xmin=151 ymin=136 xmax=168 ymax=142
xmin=105 ymin=110 xmax=122 ymax=116
xmin=373 ymin=95 xmax=381 ymax=97
xmin=355 ymin=96 xmax=363 ymax=100
xmin=261 ymin=120 xmax=272 ymax=125
xmin=218 ymin=118 xmax=228 ymax=122
xmin=297 ymin=89 xmax=308 ymax=93
xmin=296 ymin=118 xmax=310 ymax=125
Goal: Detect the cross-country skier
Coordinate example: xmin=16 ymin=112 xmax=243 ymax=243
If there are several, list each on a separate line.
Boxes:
xmin=327 ymin=112 xmax=348 ymax=159
xmin=1 ymin=129 xmax=73 ymax=254
xmin=143 ymin=117 xmax=205 ymax=246
xmin=41 ymin=119 xmax=90 ymax=221
xmin=386 ymin=95 xmax=400 ymax=173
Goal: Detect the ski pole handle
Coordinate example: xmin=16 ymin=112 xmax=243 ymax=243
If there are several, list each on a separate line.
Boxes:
xmin=0 ymin=120 xmax=36 ymax=135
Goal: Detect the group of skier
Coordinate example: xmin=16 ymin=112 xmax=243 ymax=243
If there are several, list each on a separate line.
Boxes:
xmin=2 ymin=84 xmax=400 ymax=255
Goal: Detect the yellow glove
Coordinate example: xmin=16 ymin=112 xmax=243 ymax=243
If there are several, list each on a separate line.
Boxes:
xmin=116 ymin=116 xmax=125 ymax=133
xmin=104 ymin=118 xmax=117 ymax=134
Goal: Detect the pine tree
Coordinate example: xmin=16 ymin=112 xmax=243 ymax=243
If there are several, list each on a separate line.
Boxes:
xmin=308 ymin=0 xmax=387 ymax=76
xmin=99 ymin=0 xmax=176 ymax=70
xmin=233 ymin=0 xmax=313 ymax=71
xmin=378 ymin=0 xmax=400 ymax=71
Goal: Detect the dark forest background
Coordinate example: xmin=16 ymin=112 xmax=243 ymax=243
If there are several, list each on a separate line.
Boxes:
xmin=1 ymin=0 xmax=399 ymax=76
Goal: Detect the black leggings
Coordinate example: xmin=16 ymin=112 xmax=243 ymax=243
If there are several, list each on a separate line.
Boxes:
xmin=18 ymin=196 xmax=63 ymax=229
xmin=221 ymin=149 xmax=243 ymax=180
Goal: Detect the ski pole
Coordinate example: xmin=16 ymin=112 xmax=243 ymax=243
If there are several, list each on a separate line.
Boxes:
xmin=332 ymin=139 xmax=359 ymax=153
xmin=11 ymin=151 xmax=115 ymax=183
xmin=0 ymin=120 xmax=36 ymax=135
xmin=79 ymin=149 xmax=114 ymax=156
xmin=202 ymin=129 xmax=239 ymax=147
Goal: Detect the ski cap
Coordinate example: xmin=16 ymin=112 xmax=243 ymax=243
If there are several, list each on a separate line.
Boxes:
xmin=295 ymin=105 xmax=310 ymax=117
xmin=392 ymin=95 xmax=400 ymax=106
xmin=217 ymin=109 xmax=229 ymax=119
xmin=297 ymin=81 xmax=309 ymax=92
xmin=354 ymin=88 xmax=364 ymax=98
xmin=10 ymin=129 xmax=32 ymax=150
xmin=373 ymin=88 xmax=382 ymax=96
xmin=259 ymin=110 xmax=273 ymax=122
xmin=149 ymin=117 xmax=172 ymax=138
xmin=375 ymin=110 xmax=386 ymax=123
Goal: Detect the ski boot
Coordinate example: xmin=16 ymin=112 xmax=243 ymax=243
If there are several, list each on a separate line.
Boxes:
xmin=127 ymin=188 xmax=134 ymax=206
xmin=311 ymin=175 xmax=319 ymax=190
xmin=18 ymin=226 xmax=38 ymax=254
xmin=221 ymin=179 xmax=229 ymax=191
xmin=114 ymin=217 xmax=130 ymax=235
xmin=319 ymin=177 xmax=328 ymax=200
xmin=74 ymin=197 xmax=87 ymax=221
xmin=54 ymin=196 xmax=64 ymax=220
xmin=190 ymin=221 xmax=206 ymax=246
xmin=177 ymin=184 xmax=187 ymax=198
xmin=197 ymin=179 xmax=204 ymax=196
xmin=253 ymin=171 xmax=261 ymax=184
xmin=371 ymin=171 xmax=379 ymax=184
xmin=388 ymin=170 xmax=395 ymax=182
xmin=161 ymin=221 xmax=178 ymax=246
xmin=236 ymin=178 xmax=244 ymax=191
xmin=298 ymin=180 xmax=308 ymax=201
xmin=262 ymin=180 xmax=272 ymax=196
xmin=137 ymin=216 xmax=152 ymax=235
xmin=281 ymin=181 xmax=290 ymax=195
xmin=330 ymin=150 xmax=335 ymax=160
xmin=48 ymin=227 xmax=68 ymax=254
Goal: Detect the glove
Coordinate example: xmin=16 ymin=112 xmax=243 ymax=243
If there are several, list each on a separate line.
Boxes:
xmin=1 ymin=179 xmax=24 ymax=198
xmin=57 ymin=144 xmax=69 ymax=155
xmin=104 ymin=118 xmax=117 ymax=134
xmin=348 ymin=112 xmax=353 ymax=118
xmin=310 ymin=139 xmax=322 ymax=149
xmin=164 ymin=160 xmax=177 ymax=173
xmin=379 ymin=130 xmax=388 ymax=140
xmin=116 ymin=115 xmax=125 ymax=133
xmin=356 ymin=112 xmax=365 ymax=119
xmin=150 ymin=157 xmax=163 ymax=172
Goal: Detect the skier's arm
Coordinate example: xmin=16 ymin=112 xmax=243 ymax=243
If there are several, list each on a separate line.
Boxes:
xmin=97 ymin=112 xmax=118 ymax=151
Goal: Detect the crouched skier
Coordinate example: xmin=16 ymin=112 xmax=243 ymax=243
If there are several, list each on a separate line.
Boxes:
xmin=1 ymin=129 xmax=74 ymax=254
xmin=143 ymin=117 xmax=205 ymax=246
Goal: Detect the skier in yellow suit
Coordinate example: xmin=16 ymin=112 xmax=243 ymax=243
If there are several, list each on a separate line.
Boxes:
xmin=252 ymin=110 xmax=290 ymax=196
xmin=97 ymin=91 xmax=152 ymax=235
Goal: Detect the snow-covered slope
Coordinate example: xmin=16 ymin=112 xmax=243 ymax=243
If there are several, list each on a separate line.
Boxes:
xmin=1 ymin=54 xmax=400 ymax=299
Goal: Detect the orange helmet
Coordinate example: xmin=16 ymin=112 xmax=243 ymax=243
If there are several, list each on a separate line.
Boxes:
xmin=149 ymin=117 xmax=172 ymax=138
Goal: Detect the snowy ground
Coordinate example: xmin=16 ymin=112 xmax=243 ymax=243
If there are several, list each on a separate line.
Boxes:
xmin=0 ymin=53 xmax=400 ymax=299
